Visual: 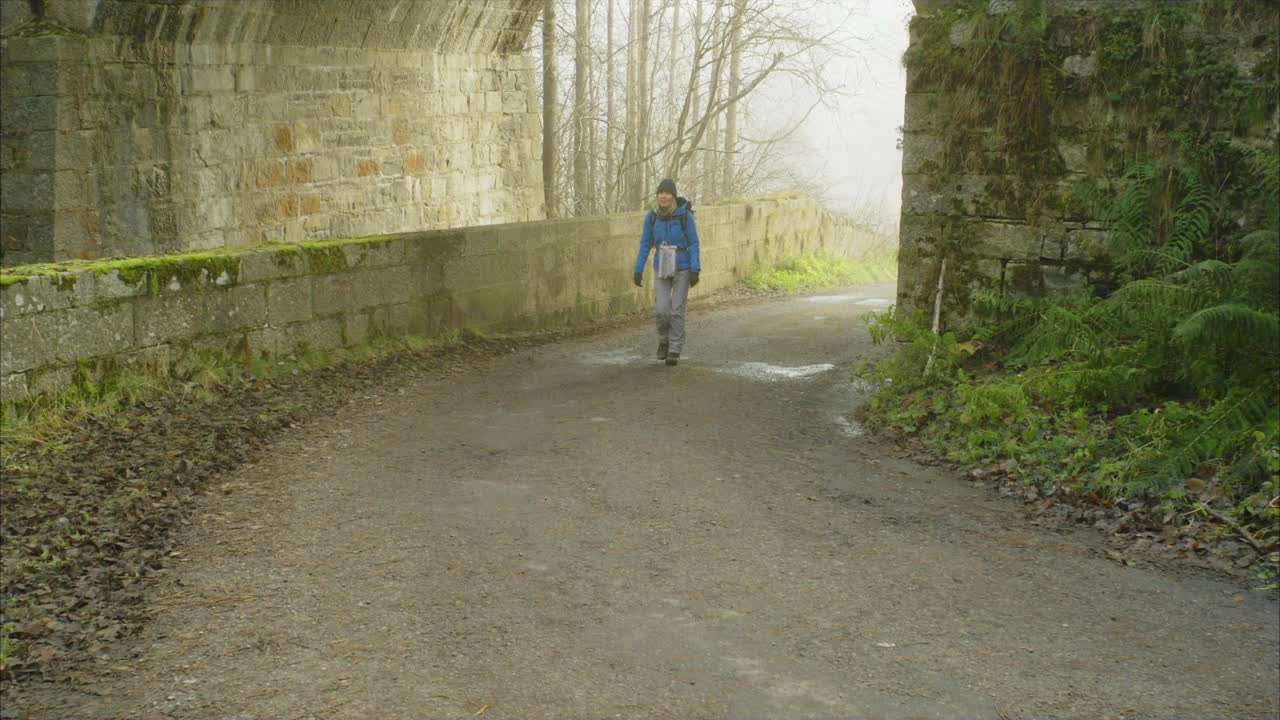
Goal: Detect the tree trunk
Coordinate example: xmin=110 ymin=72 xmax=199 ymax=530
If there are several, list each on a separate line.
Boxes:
xmin=542 ymin=0 xmax=558 ymax=218
xmin=647 ymin=0 xmax=665 ymax=183
xmin=588 ymin=43 xmax=599 ymax=215
xmin=605 ymin=0 xmax=617 ymax=212
xmin=722 ymin=0 xmax=744 ymax=199
xmin=687 ymin=0 xmax=703 ymax=201
xmin=704 ymin=0 xmax=724 ymax=201
xmin=668 ymin=0 xmax=680 ymax=122
xmin=632 ymin=0 xmax=653 ymax=209
xmin=624 ymin=0 xmax=637 ymax=210
xmin=573 ymin=0 xmax=591 ymax=215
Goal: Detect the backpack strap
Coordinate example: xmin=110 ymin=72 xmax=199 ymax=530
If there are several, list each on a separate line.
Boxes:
xmin=651 ymin=211 xmax=691 ymax=250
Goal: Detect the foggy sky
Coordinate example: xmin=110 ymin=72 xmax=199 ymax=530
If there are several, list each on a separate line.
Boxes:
xmin=760 ymin=0 xmax=911 ymax=231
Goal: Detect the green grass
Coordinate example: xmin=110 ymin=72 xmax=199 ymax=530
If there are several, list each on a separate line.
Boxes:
xmin=743 ymin=251 xmax=898 ymax=292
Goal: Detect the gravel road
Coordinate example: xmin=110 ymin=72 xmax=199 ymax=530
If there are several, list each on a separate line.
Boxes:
xmin=19 ymin=282 xmax=1279 ymax=719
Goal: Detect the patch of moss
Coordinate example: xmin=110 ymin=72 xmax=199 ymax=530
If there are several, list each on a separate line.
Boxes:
xmin=95 ymin=253 xmax=243 ymax=296
xmin=301 ymin=244 xmax=349 ymax=275
xmin=270 ymin=245 xmax=303 ymax=272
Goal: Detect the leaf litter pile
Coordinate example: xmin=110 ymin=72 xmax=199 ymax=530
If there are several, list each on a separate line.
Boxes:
xmin=0 ymin=332 xmax=559 ymax=692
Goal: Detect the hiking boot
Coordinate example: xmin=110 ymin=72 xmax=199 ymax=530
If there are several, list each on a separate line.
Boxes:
xmin=665 ymin=352 xmax=680 ymax=367
xmin=657 ymin=342 xmax=669 ymax=360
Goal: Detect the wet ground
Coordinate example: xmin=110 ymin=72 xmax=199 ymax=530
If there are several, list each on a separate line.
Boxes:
xmin=12 ymin=282 xmax=1280 ymax=719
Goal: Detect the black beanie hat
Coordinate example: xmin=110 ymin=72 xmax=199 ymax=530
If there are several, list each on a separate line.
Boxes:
xmin=656 ymin=178 xmax=677 ymax=197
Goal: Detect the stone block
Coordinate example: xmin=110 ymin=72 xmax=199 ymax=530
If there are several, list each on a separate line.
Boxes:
xmin=387 ymin=302 xmax=421 ymax=335
xmin=26 ymin=365 xmax=75 ymax=400
xmin=900 ymin=133 xmax=945 ymax=175
xmin=969 ymin=221 xmax=1041 ymax=261
xmin=266 ymin=277 xmax=313 ymax=325
xmin=199 ymin=284 xmax=267 ymax=336
xmin=0 ymin=272 xmax=83 ymax=318
xmin=343 ymin=312 xmax=371 ymax=345
xmin=181 ymin=65 xmax=236 ymax=95
xmin=452 ymin=281 xmax=529 ymax=329
xmin=279 ymin=318 xmax=344 ymax=353
xmin=0 ymin=314 xmax=51 ymax=373
xmin=134 ymin=291 xmax=201 ymax=346
xmin=374 ymin=264 xmax=414 ymax=306
xmin=313 ymin=271 xmax=379 ymax=316
xmin=1 ymin=171 xmax=54 ymax=211
xmin=0 ymin=370 xmax=27 ymax=404
xmin=362 ymin=238 xmax=408 ymax=269
xmin=442 ymin=250 xmax=531 ymax=290
xmin=14 ymin=303 xmax=133 ymax=371
xmin=87 ymin=266 xmax=145 ymax=299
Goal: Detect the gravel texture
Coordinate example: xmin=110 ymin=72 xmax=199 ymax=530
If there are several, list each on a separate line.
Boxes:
xmin=8 ymin=282 xmax=1278 ymax=719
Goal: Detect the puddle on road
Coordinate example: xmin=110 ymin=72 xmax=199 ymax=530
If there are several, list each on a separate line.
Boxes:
xmin=719 ymin=362 xmax=835 ymax=382
xmin=804 ymin=295 xmax=893 ymax=306
xmin=832 ymin=414 xmax=865 ymax=437
xmin=577 ymin=349 xmax=643 ymax=366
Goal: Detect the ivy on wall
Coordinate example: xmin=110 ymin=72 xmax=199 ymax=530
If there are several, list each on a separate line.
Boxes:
xmin=901 ymin=0 xmax=1277 ymax=309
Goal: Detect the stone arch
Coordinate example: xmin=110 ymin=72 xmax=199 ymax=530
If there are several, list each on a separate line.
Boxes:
xmin=1 ymin=0 xmax=544 ymax=264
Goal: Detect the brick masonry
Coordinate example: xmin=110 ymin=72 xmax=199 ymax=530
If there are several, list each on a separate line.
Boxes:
xmin=0 ymin=0 xmax=543 ymax=266
xmin=0 ymin=196 xmax=893 ymax=402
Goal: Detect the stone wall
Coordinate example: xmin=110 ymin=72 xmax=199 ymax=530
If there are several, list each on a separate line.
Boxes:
xmin=0 ymin=196 xmax=891 ymax=402
xmin=0 ymin=0 xmax=543 ymax=266
xmin=897 ymin=0 xmax=1278 ymax=324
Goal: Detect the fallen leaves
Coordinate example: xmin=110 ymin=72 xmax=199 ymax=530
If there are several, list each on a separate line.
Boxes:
xmin=1 ymin=335 xmax=561 ymax=687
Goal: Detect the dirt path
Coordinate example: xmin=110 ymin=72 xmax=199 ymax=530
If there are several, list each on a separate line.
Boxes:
xmin=16 ymin=283 xmax=1279 ymax=719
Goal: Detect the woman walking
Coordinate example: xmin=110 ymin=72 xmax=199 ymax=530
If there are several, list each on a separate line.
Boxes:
xmin=633 ymin=178 xmax=701 ymax=366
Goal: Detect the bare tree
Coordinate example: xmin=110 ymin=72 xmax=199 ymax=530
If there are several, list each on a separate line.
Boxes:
xmin=687 ymin=0 xmax=704 ymax=202
xmin=623 ymin=0 xmax=638 ymax=209
xmin=573 ymin=0 xmax=591 ymax=214
xmin=722 ymin=0 xmax=745 ymax=198
xmin=605 ymin=0 xmax=617 ymax=212
xmin=588 ymin=28 xmax=600 ymax=215
xmin=542 ymin=0 xmax=558 ymax=218
xmin=631 ymin=0 xmax=653 ymax=209
xmin=539 ymin=0 xmax=860 ymax=215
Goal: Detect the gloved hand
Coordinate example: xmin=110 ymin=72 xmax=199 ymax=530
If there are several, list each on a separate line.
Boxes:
xmin=633 ymin=272 xmax=643 ymax=287
xmin=689 ymin=271 xmax=700 ymax=287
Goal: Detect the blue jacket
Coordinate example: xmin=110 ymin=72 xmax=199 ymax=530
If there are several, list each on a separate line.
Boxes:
xmin=634 ymin=198 xmax=701 ymax=274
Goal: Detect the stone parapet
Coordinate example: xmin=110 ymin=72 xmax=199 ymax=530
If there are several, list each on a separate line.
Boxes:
xmin=0 ymin=196 xmax=892 ymax=402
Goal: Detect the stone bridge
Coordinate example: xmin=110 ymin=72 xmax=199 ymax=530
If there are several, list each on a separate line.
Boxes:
xmin=0 ymin=0 xmax=891 ymax=402
xmin=1 ymin=0 xmax=545 ymax=265
xmin=5 ymin=0 xmax=1275 ymax=401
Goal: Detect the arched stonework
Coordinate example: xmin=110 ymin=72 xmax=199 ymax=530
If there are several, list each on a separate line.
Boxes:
xmin=1 ymin=0 xmax=545 ymax=264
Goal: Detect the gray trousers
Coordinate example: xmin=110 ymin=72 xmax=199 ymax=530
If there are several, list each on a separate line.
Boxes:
xmin=655 ymin=269 xmax=690 ymax=353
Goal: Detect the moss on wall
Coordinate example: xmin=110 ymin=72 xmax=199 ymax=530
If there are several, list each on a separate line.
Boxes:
xmin=900 ymin=0 xmax=1278 ymax=324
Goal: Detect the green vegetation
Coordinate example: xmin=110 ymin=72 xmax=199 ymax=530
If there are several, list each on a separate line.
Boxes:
xmin=864 ymin=155 xmax=1279 ymax=575
xmin=743 ymin=251 xmax=897 ymax=292
xmin=0 ymin=234 xmax=406 ymax=293
xmin=0 ymin=333 xmax=446 ymax=441
xmin=0 ymin=250 xmax=244 ymax=296
xmin=879 ymin=0 xmax=1278 ymax=577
